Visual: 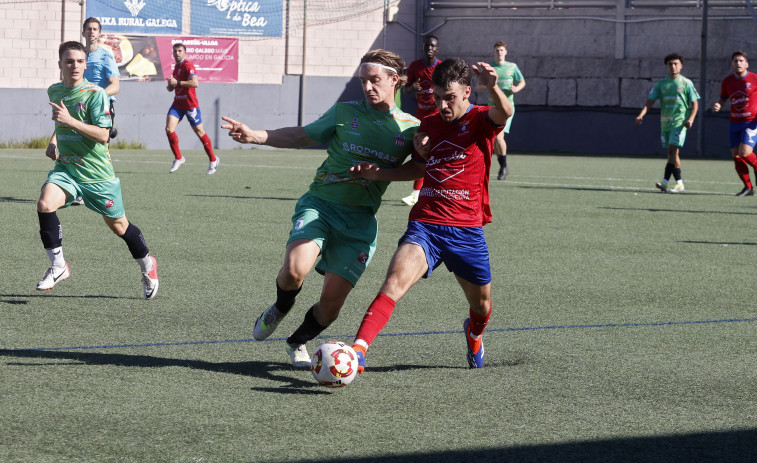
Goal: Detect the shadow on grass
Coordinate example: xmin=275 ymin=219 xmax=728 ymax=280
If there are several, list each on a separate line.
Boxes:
xmin=599 ymin=206 xmax=757 ymax=216
xmin=0 ymin=348 xmax=326 ymax=392
xmin=516 ymin=185 xmax=723 ymax=196
xmin=680 ymin=240 xmax=757 ymax=246
xmin=0 ymin=196 xmax=35 ymax=203
xmin=187 ymin=194 xmax=297 ymax=201
xmin=0 ymin=293 xmax=140 ymax=304
xmin=283 ymin=428 xmax=757 ymax=462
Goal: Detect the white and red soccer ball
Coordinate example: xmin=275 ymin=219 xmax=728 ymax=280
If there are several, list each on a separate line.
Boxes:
xmin=311 ymin=341 xmax=358 ymax=388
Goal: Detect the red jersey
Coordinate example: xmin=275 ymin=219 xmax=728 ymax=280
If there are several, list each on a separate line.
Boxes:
xmin=410 ymin=105 xmax=502 ymax=227
xmin=406 ymin=58 xmax=440 ymax=119
xmin=719 ymin=72 xmax=757 ymax=123
xmin=172 ymin=59 xmax=199 ymax=110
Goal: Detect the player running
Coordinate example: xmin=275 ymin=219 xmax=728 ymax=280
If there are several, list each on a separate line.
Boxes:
xmin=165 ymin=42 xmax=220 ymax=175
xmin=221 ymin=49 xmax=420 ymax=368
xmin=713 ymin=50 xmax=757 ymax=196
xmin=635 ymin=53 xmax=700 ymax=193
xmin=349 ymin=57 xmax=512 ymax=370
xmin=37 ymin=41 xmax=159 ymax=299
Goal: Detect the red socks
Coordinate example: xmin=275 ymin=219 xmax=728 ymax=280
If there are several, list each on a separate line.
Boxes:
xmin=412 ymin=178 xmax=424 ymax=191
xmin=466 ymin=306 xmax=491 ymax=354
xmin=200 ymin=133 xmax=216 ymax=162
xmin=167 ymin=131 xmax=181 ymax=160
xmin=735 ymin=157 xmax=753 ymax=189
xmin=354 ymin=293 xmax=396 ymax=348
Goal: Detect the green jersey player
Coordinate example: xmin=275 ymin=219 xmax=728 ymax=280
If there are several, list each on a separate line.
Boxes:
xmin=636 ymin=53 xmax=700 ymax=193
xmin=479 ymin=41 xmax=525 ymax=180
xmin=222 ymin=49 xmax=420 ymax=368
xmin=36 ymin=41 xmax=159 ymax=299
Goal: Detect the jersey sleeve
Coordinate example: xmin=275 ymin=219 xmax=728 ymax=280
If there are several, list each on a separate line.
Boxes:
xmin=186 ymin=61 xmax=197 ymax=77
xmin=104 ymin=51 xmax=120 ymax=79
xmin=513 ymin=64 xmax=524 ymax=83
xmin=686 ymin=81 xmax=701 ymax=102
xmin=405 ymin=62 xmax=418 ymax=89
xmin=89 ymin=88 xmax=113 ymax=128
xmin=648 ymin=81 xmax=661 ymax=101
xmin=478 ymin=106 xmax=502 ymax=139
xmin=304 ymin=103 xmax=338 ymax=144
xmin=720 ymin=79 xmax=729 ymax=100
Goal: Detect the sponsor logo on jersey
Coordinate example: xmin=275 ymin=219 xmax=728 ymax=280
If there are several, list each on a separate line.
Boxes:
xmin=294 ymin=217 xmax=304 ymax=230
xmin=105 ymin=199 xmax=114 ymax=208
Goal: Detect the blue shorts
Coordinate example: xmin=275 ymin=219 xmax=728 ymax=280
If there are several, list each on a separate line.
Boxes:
xmin=399 ymin=221 xmax=491 ymax=285
xmin=168 ymin=106 xmax=203 ymax=127
xmin=728 ymin=120 xmax=757 ymax=149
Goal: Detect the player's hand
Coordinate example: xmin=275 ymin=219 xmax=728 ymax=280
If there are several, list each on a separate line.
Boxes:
xmin=45 ymin=143 xmax=58 ymax=161
xmin=712 ymin=102 xmax=721 ymax=112
xmin=683 ymin=120 xmax=693 ymax=129
xmin=168 ymin=77 xmax=178 ymax=87
xmin=413 ymin=131 xmax=431 ymax=160
xmin=634 ymin=116 xmax=644 ymax=126
xmin=412 ymin=79 xmax=421 ymax=91
xmin=49 ymin=100 xmax=74 ymax=126
xmin=349 ymin=161 xmax=382 ymax=180
xmin=166 ymin=82 xmax=175 ymax=91
xmin=472 ymin=62 xmax=498 ymax=89
xmin=221 ymin=116 xmax=255 ymax=144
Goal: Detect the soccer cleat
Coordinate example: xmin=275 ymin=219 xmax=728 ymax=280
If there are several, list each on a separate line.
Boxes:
xmin=109 ymin=126 xmax=118 ymax=139
xmin=141 ymin=255 xmax=159 ymax=299
xmin=285 ymin=342 xmax=311 ymax=368
xmin=670 ymin=183 xmax=685 ymax=193
xmin=207 ymin=156 xmax=220 ymax=175
xmin=253 ymin=304 xmax=287 ymax=341
xmin=463 ymin=318 xmax=485 ymax=369
xmin=169 ymin=156 xmax=186 ymax=173
xmin=735 ymin=187 xmax=755 ymax=197
xmin=401 ymin=192 xmax=418 ymax=206
xmin=72 ymin=196 xmax=85 ymax=206
xmin=352 ymin=344 xmax=366 ymax=374
xmin=36 ymin=264 xmax=70 ymax=291
xmin=655 ymin=180 xmax=668 ymax=192
xmin=497 ymin=166 xmax=509 ymax=181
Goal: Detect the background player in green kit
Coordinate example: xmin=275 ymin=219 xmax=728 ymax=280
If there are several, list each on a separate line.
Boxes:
xmin=480 ymin=41 xmax=525 ymax=180
xmin=221 ymin=49 xmax=420 ymax=367
xmin=635 ymin=53 xmax=700 ymax=193
xmin=37 ymin=41 xmax=159 ymax=299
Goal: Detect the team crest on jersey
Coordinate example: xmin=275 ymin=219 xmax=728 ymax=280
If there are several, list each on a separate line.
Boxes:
xmin=76 ymin=101 xmax=85 ymax=111
xmin=395 ymin=134 xmax=405 ymax=146
xmin=357 ymin=252 xmax=369 ymax=264
xmin=350 ymin=117 xmax=360 ymax=129
xmin=459 ymin=122 xmax=469 ymax=134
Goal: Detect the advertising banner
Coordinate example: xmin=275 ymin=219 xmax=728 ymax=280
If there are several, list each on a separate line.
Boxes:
xmin=86 ymin=0 xmax=183 ymax=35
xmin=99 ymin=34 xmax=238 ymax=83
xmin=190 ymin=0 xmax=283 ymax=37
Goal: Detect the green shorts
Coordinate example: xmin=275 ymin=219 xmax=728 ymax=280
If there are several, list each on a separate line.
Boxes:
xmin=45 ymin=168 xmax=125 ymax=219
xmin=661 ymin=126 xmax=687 ymax=148
xmin=288 ymin=193 xmax=377 ymax=286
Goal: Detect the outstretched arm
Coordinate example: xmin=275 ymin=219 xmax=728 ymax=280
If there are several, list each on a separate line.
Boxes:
xmin=221 ymin=116 xmax=318 ymax=148
xmin=350 ymin=159 xmax=425 ymax=182
xmin=472 ymin=62 xmax=513 ymax=126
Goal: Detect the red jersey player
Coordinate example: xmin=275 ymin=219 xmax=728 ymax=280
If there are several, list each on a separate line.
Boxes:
xmin=401 ymin=35 xmax=441 ymax=206
xmin=713 ymin=50 xmax=757 ymax=196
xmin=348 ymin=57 xmax=512 ymax=371
xmin=165 ymin=42 xmax=219 ymax=175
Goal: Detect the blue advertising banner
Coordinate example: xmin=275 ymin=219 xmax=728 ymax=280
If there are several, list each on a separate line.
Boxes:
xmin=190 ymin=0 xmax=283 ymax=37
xmin=86 ymin=0 xmax=182 ymax=35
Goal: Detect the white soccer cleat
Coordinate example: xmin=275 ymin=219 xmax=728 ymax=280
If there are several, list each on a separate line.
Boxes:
xmin=169 ymin=157 xmax=186 ymax=173
xmin=207 ymin=156 xmax=220 ymax=175
xmin=253 ymin=304 xmax=286 ymax=341
xmin=286 ymin=342 xmax=311 ymax=368
xmin=36 ymin=264 xmax=70 ymax=291
xmin=670 ymin=183 xmax=685 ymax=193
xmin=141 ymin=255 xmax=159 ymax=299
xmin=401 ymin=192 xmax=418 ymax=206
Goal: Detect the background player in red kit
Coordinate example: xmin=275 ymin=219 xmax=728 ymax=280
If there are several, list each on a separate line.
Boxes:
xmin=401 ymin=35 xmax=441 ymax=206
xmin=348 ymin=57 xmax=512 ymax=370
xmin=713 ymin=50 xmax=757 ymax=196
xmin=165 ymin=42 xmax=220 ymax=175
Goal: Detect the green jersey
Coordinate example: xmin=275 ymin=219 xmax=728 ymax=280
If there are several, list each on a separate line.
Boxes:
xmin=489 ymin=61 xmax=524 ymax=105
xmin=648 ymin=75 xmax=700 ymax=131
xmin=48 ymin=79 xmax=114 ymax=183
xmin=304 ymin=100 xmax=419 ymax=212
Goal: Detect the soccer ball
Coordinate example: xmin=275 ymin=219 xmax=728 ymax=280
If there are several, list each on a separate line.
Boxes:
xmin=311 ymin=341 xmax=359 ymax=388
